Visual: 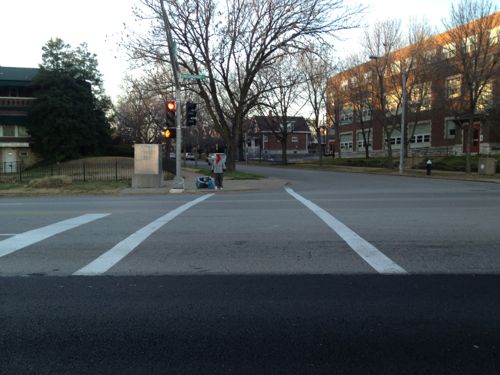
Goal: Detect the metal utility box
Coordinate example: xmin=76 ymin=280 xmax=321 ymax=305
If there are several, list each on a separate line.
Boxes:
xmin=478 ymin=157 xmax=497 ymax=175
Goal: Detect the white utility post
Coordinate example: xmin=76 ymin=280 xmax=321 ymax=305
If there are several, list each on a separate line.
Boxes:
xmin=400 ymin=71 xmax=406 ymax=175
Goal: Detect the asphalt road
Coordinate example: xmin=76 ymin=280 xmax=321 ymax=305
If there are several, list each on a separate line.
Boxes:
xmin=1 ymin=166 xmax=500 ymax=373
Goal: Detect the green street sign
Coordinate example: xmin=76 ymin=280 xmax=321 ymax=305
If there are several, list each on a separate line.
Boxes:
xmin=179 ymin=73 xmax=207 ymax=80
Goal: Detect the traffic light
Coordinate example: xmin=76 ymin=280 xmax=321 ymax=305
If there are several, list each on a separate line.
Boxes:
xmin=166 ymin=100 xmax=176 ymax=127
xmin=164 ymin=128 xmax=176 ymax=139
xmin=185 ymin=101 xmax=197 ymax=127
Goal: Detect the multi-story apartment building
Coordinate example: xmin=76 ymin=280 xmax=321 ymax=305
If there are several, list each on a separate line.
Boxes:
xmin=0 ymin=67 xmax=38 ymax=172
xmin=327 ymin=12 xmax=500 ymax=159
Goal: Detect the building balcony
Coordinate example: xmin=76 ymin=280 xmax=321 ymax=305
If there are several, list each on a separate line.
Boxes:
xmin=0 ymin=96 xmax=35 ymax=110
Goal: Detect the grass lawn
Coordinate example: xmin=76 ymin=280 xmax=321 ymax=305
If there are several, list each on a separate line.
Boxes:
xmin=195 ymin=168 xmax=264 ymax=180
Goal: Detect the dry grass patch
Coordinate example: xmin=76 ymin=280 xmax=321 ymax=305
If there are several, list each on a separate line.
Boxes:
xmin=28 ymin=175 xmax=73 ymax=188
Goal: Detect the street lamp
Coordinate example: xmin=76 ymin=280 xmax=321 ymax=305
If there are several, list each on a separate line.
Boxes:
xmin=369 ymin=55 xmax=406 ymax=174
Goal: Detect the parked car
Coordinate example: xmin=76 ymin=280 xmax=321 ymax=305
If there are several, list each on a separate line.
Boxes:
xmin=185 ymin=152 xmax=195 ymax=160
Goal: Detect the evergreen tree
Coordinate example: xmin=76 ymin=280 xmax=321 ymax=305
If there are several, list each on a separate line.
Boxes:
xmin=27 ymin=38 xmax=112 ymax=162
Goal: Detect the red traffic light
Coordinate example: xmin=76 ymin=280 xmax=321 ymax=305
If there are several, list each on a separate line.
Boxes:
xmin=167 ymin=101 xmax=176 ymax=111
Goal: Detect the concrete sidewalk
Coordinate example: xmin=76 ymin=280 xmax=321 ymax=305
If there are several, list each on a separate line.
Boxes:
xmin=121 ymin=168 xmax=286 ymax=195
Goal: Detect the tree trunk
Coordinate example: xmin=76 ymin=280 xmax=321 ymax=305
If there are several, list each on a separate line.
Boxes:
xmin=465 ymin=119 xmax=472 ymax=174
xmin=281 ymin=139 xmax=288 ymax=165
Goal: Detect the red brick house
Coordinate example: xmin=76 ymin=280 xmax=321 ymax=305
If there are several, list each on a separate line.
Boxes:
xmin=246 ymin=116 xmax=312 ymax=160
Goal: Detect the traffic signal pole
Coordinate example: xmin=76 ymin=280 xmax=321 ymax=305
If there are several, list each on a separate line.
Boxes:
xmin=160 ymin=0 xmax=184 ymax=191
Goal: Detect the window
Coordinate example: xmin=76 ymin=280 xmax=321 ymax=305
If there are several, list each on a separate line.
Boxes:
xmin=386 ymin=132 xmax=401 ymax=146
xmin=361 ymin=102 xmax=372 ymax=121
xmin=280 ymin=121 xmax=295 ymax=133
xmin=408 ymin=121 xmax=431 ymax=146
xmin=442 ymin=43 xmax=455 ymax=59
xmin=392 ymin=61 xmax=401 ymax=74
xmin=356 ymin=130 xmax=372 ymax=151
xmin=476 ymin=82 xmax=493 ymax=112
xmin=385 ymin=93 xmax=400 ymax=116
xmin=17 ymin=126 xmax=29 ymax=137
xmin=423 ymin=48 xmax=436 ymax=62
xmin=340 ymin=133 xmax=353 ymax=150
xmin=2 ymin=125 xmax=15 ymax=137
xmin=340 ymin=105 xmax=353 ymax=125
xmin=405 ymin=57 xmax=414 ymax=69
xmin=410 ymin=82 xmax=432 ymax=111
xmin=446 ymin=75 xmax=461 ymax=98
xmin=465 ymin=35 xmax=477 ymax=53
xmin=490 ymin=26 xmax=500 ymax=45
xmin=291 ymin=136 xmax=298 ymax=143
xmin=444 ymin=119 xmax=457 ymax=140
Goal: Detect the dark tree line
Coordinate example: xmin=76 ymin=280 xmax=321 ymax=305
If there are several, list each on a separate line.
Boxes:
xmin=26 ymin=38 xmax=112 ymax=163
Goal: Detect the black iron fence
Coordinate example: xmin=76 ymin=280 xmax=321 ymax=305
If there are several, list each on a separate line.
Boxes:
xmin=0 ymin=158 xmax=136 ymax=183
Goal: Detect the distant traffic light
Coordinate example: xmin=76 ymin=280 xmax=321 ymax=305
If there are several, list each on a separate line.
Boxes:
xmin=166 ymin=100 xmax=176 ymax=127
xmin=165 ymin=128 xmax=176 ymax=139
xmin=185 ymin=102 xmax=197 ymax=127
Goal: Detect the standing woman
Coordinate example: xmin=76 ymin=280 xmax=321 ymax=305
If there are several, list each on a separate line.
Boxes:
xmin=212 ymin=153 xmax=226 ymax=189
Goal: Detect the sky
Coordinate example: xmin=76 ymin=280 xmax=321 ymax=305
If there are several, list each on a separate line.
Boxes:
xmin=1 ymin=0 xmax=499 ymax=102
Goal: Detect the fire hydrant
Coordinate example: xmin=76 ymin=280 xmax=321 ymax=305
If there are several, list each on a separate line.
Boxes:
xmin=426 ymin=159 xmax=432 ymax=176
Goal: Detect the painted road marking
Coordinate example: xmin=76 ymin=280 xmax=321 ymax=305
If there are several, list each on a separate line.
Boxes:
xmin=74 ymin=194 xmax=214 ymax=276
xmin=0 ymin=214 xmax=111 ymax=258
xmin=285 ymin=187 xmax=407 ymax=275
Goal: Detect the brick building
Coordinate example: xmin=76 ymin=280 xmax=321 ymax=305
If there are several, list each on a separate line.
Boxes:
xmin=245 ymin=116 xmax=311 ymax=160
xmin=327 ymin=12 xmax=500 ymax=159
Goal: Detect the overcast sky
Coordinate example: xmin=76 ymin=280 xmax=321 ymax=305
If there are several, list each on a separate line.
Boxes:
xmin=1 ymin=0 xmax=499 ymax=102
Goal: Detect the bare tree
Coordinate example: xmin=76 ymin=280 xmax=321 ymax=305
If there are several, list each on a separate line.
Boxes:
xmin=125 ymin=0 xmax=363 ymax=171
xmin=391 ymin=18 xmax=437 ymax=159
xmin=364 ymin=18 xmax=437 ymax=165
xmin=364 ymin=19 xmax=404 ymax=164
xmin=300 ymin=44 xmax=335 ymax=164
xmin=443 ymin=0 xmax=499 ymax=173
xmin=256 ymin=55 xmax=305 ymax=164
xmin=115 ymin=68 xmax=173 ymax=144
xmin=344 ymin=54 xmax=375 ymax=158
xmin=326 ymin=71 xmax=349 ymax=159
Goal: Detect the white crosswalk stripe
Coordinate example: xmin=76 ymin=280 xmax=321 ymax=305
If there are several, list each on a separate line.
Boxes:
xmin=0 ymin=214 xmax=111 ymax=258
xmin=74 ymin=194 xmax=214 ymax=276
xmin=285 ymin=187 xmax=407 ymax=275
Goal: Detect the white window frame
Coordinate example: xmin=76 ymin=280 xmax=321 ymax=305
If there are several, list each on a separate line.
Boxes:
xmin=385 ymin=93 xmax=400 ymax=116
xmin=17 ymin=126 xmax=29 ymax=137
xmin=490 ymin=26 xmax=500 ymax=45
xmin=442 ymin=43 xmax=455 ymax=59
xmin=356 ymin=129 xmax=372 ymax=151
xmin=446 ymin=75 xmax=461 ymax=98
xmin=409 ymin=81 xmax=432 ymax=112
xmin=1 ymin=125 xmax=16 ymax=137
xmin=408 ymin=121 xmax=431 ymax=147
xmin=340 ymin=105 xmax=353 ymax=125
xmin=340 ymin=132 xmax=353 ymax=150
xmin=476 ymin=81 xmax=493 ymax=112
xmin=444 ymin=119 xmax=457 ymax=140
xmin=361 ymin=102 xmax=372 ymax=121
